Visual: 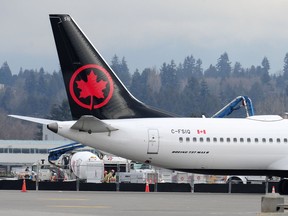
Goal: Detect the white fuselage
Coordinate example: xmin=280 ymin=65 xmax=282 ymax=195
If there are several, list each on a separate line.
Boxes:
xmin=55 ymin=115 xmax=288 ymax=176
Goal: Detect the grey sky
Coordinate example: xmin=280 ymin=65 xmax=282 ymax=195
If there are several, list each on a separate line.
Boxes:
xmin=1 ymin=0 xmax=288 ymax=74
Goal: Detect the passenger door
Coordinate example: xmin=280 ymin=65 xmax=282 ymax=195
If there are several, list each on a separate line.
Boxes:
xmin=147 ymin=129 xmax=159 ymax=154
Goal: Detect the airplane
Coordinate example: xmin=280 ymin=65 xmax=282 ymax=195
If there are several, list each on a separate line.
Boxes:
xmin=9 ymin=14 xmax=288 ymax=194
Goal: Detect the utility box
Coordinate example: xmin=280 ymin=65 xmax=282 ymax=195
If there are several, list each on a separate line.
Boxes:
xmin=118 ymin=172 xmax=144 ymax=183
xmin=176 ymin=172 xmax=189 ymax=183
xmin=86 ymin=161 xmax=104 ymax=183
xmin=261 ymin=194 xmax=284 ymax=213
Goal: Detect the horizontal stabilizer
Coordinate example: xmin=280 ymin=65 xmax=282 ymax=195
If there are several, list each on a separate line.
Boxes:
xmin=8 ymin=115 xmax=57 ymax=125
xmin=71 ymin=115 xmax=118 ymax=133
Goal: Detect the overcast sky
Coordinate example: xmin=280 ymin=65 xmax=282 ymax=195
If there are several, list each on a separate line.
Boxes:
xmin=1 ymin=0 xmax=288 ymax=74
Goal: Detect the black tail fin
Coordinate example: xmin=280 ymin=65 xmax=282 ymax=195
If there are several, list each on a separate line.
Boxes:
xmin=49 ymin=14 xmax=174 ymax=120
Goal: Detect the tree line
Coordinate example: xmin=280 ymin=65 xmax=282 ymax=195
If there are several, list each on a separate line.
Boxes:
xmin=1 ymin=51 xmax=288 ymax=139
xmin=112 ymin=53 xmax=288 ymax=117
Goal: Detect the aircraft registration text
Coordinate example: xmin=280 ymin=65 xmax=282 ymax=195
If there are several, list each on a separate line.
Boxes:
xmin=171 ymin=129 xmax=191 ymax=134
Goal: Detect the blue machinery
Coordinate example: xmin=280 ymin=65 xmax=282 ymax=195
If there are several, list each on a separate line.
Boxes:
xmin=48 ymin=142 xmax=85 ymax=162
xmin=211 ymin=96 xmax=255 ymax=118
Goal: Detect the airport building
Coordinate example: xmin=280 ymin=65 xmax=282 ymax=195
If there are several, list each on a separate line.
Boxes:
xmin=0 ymin=140 xmax=66 ymax=174
xmin=0 ymin=127 xmax=96 ymax=175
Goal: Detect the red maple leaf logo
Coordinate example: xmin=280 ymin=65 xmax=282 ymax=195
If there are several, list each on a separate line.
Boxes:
xmin=69 ymin=64 xmax=114 ymax=110
xmin=76 ymin=70 xmax=107 ymax=110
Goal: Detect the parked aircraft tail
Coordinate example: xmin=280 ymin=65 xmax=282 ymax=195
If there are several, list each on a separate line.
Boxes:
xmin=49 ymin=14 xmax=174 ymax=120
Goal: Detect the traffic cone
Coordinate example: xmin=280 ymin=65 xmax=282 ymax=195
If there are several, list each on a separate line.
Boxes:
xmin=272 ymin=186 xmax=275 ymax=194
xmin=21 ymin=178 xmax=27 ymax=192
xmin=145 ymin=181 xmax=150 ymax=192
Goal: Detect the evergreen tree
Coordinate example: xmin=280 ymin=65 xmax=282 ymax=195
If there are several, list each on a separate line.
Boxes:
xmin=48 ymin=71 xmax=65 ymax=99
xmin=216 ymin=52 xmax=231 ymax=79
xmin=0 ymin=61 xmax=13 ymax=85
xmin=232 ymin=62 xmax=244 ymax=77
xmin=37 ymin=68 xmax=48 ymax=94
xmin=180 ymin=77 xmax=201 ymax=116
xmin=159 ymin=60 xmax=180 ymax=114
xmin=181 ymin=55 xmax=195 ymax=79
xmin=200 ymin=79 xmax=209 ymax=97
xmin=24 ymin=70 xmax=37 ymax=93
xmin=247 ymin=65 xmax=256 ymax=77
xmin=110 ymin=55 xmax=131 ymax=87
xmin=179 ymin=56 xmax=203 ymax=79
xmin=160 ymin=60 xmax=178 ymax=87
xmin=283 ymin=53 xmax=288 ymax=80
xmin=204 ymin=64 xmax=217 ymax=77
xmin=194 ymin=59 xmax=203 ymax=79
xmin=130 ymin=69 xmax=149 ymax=102
xmin=261 ymin=57 xmax=270 ymax=83
xmin=129 ymin=69 xmax=142 ymax=98
xmin=248 ymin=82 xmax=265 ymax=105
xmin=49 ymin=99 xmax=72 ymax=121
xmin=141 ymin=68 xmax=160 ymax=105
xmin=1 ymin=87 xmax=14 ymax=112
xmin=199 ymin=79 xmax=219 ymax=116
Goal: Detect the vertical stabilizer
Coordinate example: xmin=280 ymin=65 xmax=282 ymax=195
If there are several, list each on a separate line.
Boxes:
xmin=49 ymin=14 xmax=174 ymax=120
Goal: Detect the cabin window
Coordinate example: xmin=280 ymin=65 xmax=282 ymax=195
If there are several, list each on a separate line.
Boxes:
xmin=186 ymin=137 xmax=190 ymax=142
xmin=206 ymin=138 xmax=210 ymax=142
xmin=213 ymin=137 xmax=217 ymax=142
xmin=240 ymin=138 xmax=244 ymax=142
xmin=247 ymin=138 xmax=251 ymax=143
xmin=233 ymin=138 xmax=237 ymax=142
xmin=255 ymin=138 xmax=259 ymax=143
xmin=262 ymin=138 xmax=266 ymax=143
xmin=276 ymin=138 xmax=281 ymax=143
xmin=226 ymin=138 xmax=230 ymax=143
xmin=284 ymin=138 xmax=288 ymax=143
xmin=179 ymin=137 xmax=183 ymax=143
xmin=200 ymin=137 xmax=204 ymax=142
xmin=193 ymin=137 xmax=197 ymax=142
xmin=220 ymin=138 xmax=224 ymax=142
xmin=269 ymin=138 xmax=273 ymax=143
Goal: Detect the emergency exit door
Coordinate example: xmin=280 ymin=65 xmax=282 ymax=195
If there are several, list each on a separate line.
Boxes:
xmin=147 ymin=129 xmax=159 ymax=154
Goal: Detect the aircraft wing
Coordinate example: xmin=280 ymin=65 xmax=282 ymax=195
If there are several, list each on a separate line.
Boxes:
xmin=8 ymin=115 xmax=57 ymax=125
xmin=71 ymin=115 xmax=118 ymax=133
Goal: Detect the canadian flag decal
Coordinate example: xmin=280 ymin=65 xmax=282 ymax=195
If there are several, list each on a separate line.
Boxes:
xmin=197 ymin=130 xmax=206 ymax=134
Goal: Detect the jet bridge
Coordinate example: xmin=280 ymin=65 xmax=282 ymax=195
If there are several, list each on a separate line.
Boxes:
xmin=211 ymin=96 xmax=254 ymax=118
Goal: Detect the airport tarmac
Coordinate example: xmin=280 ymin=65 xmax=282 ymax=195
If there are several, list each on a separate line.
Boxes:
xmin=0 ymin=190 xmax=285 ymax=216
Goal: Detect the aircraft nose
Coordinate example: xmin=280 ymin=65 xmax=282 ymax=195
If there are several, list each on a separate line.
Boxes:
xmin=47 ymin=122 xmax=58 ymax=133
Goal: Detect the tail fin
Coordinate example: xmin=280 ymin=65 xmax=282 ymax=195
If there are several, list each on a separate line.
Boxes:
xmin=49 ymin=14 xmax=174 ymax=120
